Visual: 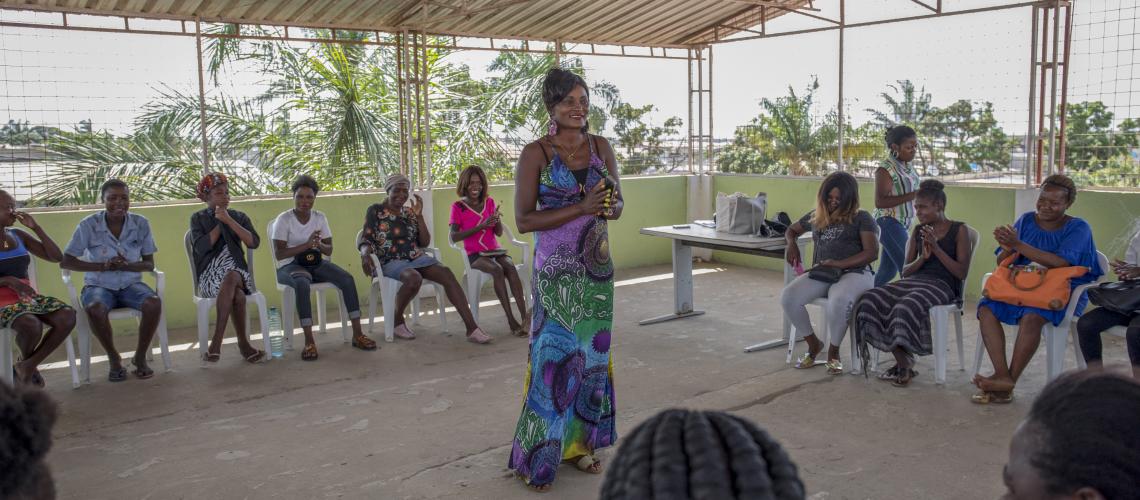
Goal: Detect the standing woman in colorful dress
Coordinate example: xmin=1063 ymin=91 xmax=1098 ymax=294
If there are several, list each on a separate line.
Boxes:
xmin=873 ymin=125 xmax=922 ymax=287
xmin=507 ymin=68 xmax=623 ymax=492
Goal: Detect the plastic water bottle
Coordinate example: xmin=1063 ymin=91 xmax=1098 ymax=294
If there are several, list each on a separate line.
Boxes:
xmin=268 ymin=306 xmax=284 ymax=359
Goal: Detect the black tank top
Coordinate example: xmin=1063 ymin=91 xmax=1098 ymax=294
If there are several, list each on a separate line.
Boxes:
xmin=914 ymin=221 xmax=964 ymax=299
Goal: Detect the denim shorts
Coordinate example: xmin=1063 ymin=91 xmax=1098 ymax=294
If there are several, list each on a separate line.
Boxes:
xmin=81 ymin=282 xmax=158 ymax=311
xmin=380 ymin=254 xmax=441 ymax=280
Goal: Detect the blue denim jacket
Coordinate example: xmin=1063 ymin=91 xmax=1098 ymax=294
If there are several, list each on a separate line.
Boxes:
xmin=64 ymin=211 xmax=157 ymax=290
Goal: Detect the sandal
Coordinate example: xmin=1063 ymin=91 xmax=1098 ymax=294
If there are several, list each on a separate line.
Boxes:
xmin=794 ymin=352 xmax=819 ymax=369
xmin=131 ymin=364 xmax=155 ymax=380
xmin=511 ymin=324 xmax=529 ymax=338
xmin=892 ymin=368 xmax=917 ymax=387
xmin=971 ymin=391 xmax=1014 ymax=405
xmin=108 ymin=366 xmax=128 ymax=382
xmin=567 ymin=455 xmax=603 ymax=474
xmin=825 ymin=359 xmax=844 ymax=376
xmin=878 ymin=365 xmax=901 ymax=381
xmin=517 ymin=474 xmax=551 ymax=493
xmin=244 ymin=349 xmax=266 ymax=364
xmin=466 ymin=328 xmax=492 ymax=344
xmin=30 ymin=370 xmax=45 ymax=388
xmin=301 ymin=343 xmax=319 ymax=361
xmin=352 ymin=335 xmax=378 ymax=351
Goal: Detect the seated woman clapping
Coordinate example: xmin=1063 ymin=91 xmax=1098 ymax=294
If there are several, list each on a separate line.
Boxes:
xmin=272 ymin=175 xmax=377 ymax=360
xmin=852 ymin=180 xmax=971 ymax=387
xmin=448 ymin=166 xmax=528 ymax=337
xmin=358 ymin=173 xmax=492 ymax=344
xmin=973 ymin=174 xmax=1103 ymax=404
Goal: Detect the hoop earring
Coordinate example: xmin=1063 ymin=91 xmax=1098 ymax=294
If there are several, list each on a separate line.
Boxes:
xmin=889 ymin=149 xmax=898 ymax=159
xmin=548 ymin=119 xmax=558 ymax=136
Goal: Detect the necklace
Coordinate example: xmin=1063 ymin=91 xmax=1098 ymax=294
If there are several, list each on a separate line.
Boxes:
xmin=554 ymin=135 xmax=587 ymax=161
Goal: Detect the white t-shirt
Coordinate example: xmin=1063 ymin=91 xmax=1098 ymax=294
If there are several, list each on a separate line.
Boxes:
xmin=1127 ymin=225 xmax=1140 ymax=266
xmin=272 ymin=209 xmax=333 ymax=268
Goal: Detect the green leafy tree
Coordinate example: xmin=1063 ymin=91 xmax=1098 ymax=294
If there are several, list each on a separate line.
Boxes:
xmin=1063 ymin=101 xmax=1139 ymax=173
xmin=608 ymin=102 xmax=682 ymax=175
xmin=866 ymin=80 xmax=938 ymax=166
xmin=717 ymin=78 xmax=832 ymax=176
xmin=928 ymin=100 xmax=1013 ymax=173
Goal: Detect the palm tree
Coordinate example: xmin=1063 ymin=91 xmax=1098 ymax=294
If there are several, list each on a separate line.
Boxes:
xmin=866 ymin=79 xmax=937 ymax=166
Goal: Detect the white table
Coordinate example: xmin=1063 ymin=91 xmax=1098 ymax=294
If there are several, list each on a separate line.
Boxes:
xmin=638 ymin=225 xmax=809 ymax=352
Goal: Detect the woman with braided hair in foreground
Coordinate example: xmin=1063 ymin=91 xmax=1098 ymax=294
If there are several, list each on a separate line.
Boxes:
xmin=600 ymin=409 xmax=805 ymax=500
xmin=1002 ymin=372 xmax=1140 ymax=500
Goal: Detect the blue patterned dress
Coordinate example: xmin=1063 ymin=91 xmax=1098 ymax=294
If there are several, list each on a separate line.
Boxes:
xmin=508 ymin=139 xmax=616 ymax=487
xmin=978 ymin=212 xmax=1104 ymax=326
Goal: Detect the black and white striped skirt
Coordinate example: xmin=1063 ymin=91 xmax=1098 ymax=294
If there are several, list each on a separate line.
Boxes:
xmin=197 ymin=246 xmax=254 ymax=298
xmin=853 ymin=277 xmax=956 ymax=360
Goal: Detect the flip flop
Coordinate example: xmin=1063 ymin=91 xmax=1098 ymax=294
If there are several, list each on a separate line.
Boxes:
xmin=466 ymin=328 xmax=492 ymax=344
xmin=108 ymin=366 xmax=128 ymax=382
xmin=567 ymin=455 xmax=603 ymax=474
xmin=393 ymin=324 xmax=416 ymax=340
xmin=971 ymin=391 xmax=1014 ymax=405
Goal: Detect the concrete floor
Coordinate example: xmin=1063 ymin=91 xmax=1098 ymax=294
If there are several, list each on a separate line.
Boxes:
xmin=36 ymin=263 xmax=1134 ymax=500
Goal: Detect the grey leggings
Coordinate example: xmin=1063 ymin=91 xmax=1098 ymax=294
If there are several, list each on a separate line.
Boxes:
xmin=780 ymin=270 xmax=874 ymax=348
xmin=276 ymin=261 xmax=361 ymax=327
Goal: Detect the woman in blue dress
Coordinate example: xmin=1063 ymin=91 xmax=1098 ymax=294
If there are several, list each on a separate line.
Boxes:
xmin=973 ymin=174 xmax=1103 ymax=403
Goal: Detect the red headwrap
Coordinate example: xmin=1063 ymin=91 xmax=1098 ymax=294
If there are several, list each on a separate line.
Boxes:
xmin=196 ymin=172 xmax=228 ymax=200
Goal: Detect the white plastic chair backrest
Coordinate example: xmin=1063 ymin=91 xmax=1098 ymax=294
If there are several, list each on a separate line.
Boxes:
xmin=184 ymin=228 xmax=260 ymax=293
xmin=184 ymin=230 xmax=200 ymax=291
xmin=27 ymin=252 xmax=37 ymax=290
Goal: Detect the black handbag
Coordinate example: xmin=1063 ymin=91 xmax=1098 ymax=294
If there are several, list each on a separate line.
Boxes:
xmin=1088 ymin=280 xmax=1140 ymax=315
xmin=294 ymin=248 xmax=323 ymax=269
xmin=807 ymin=265 xmax=843 ymax=284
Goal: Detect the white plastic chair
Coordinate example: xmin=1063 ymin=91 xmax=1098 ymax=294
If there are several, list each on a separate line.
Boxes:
xmin=62 ymin=267 xmax=172 ymax=385
xmin=973 ymin=251 xmax=1109 ymax=382
xmin=447 ymin=223 xmax=530 ymax=323
xmin=1 ymin=258 xmax=80 ymax=387
xmin=356 ymin=230 xmax=447 ymax=343
xmin=183 ymin=230 xmax=272 ymax=365
xmin=863 ymin=224 xmax=978 ymax=384
xmin=267 ymin=220 xmax=349 ymax=350
xmin=785 ymin=225 xmax=879 ymax=374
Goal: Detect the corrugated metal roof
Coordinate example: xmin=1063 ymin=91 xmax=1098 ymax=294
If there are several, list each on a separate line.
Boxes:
xmin=0 ymin=0 xmax=813 ymax=47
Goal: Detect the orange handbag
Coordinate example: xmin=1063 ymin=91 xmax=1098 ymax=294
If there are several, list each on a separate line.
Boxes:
xmin=982 ymin=252 xmax=1089 ymax=311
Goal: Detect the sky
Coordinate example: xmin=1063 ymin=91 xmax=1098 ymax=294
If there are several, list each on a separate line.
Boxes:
xmin=0 ymin=0 xmax=1136 ymax=140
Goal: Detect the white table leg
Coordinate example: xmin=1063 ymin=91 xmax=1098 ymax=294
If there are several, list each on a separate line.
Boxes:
xmin=639 ymin=240 xmax=705 ymax=325
xmin=745 ymin=239 xmax=807 ymax=353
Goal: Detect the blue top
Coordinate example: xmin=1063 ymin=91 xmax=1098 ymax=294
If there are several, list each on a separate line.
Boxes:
xmin=0 ymin=230 xmax=31 ymax=280
xmin=64 ymin=211 xmax=157 ymax=290
xmin=979 ymin=211 xmax=1104 ymax=326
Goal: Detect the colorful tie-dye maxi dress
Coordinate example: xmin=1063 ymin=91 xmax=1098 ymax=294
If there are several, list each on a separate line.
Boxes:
xmin=508 ymin=142 xmax=616 ymax=487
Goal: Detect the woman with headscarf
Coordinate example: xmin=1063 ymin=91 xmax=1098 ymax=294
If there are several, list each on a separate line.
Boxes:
xmin=358 ymin=173 xmax=490 ymax=343
xmin=189 ymin=172 xmax=265 ymax=363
